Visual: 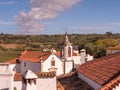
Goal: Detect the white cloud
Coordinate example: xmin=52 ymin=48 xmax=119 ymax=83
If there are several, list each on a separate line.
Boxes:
xmin=30 ymin=0 xmax=80 ymax=13
xmin=15 ymin=0 xmax=81 ymax=34
xmin=15 ymin=11 xmax=44 ymax=34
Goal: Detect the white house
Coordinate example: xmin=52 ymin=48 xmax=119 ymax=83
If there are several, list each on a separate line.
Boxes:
xmin=106 ymin=45 xmax=120 ymax=55
xmin=2 ymin=66 xmax=57 ymax=90
xmin=0 ymin=63 xmax=14 ymax=90
xmin=41 ymin=53 xmax=63 ymax=75
xmin=8 ymin=51 xmax=64 ymax=76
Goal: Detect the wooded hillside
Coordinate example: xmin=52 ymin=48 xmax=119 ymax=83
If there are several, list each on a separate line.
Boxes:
xmin=0 ymin=32 xmax=120 ymax=62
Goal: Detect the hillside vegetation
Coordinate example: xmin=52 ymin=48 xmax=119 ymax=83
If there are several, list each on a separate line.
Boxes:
xmin=0 ymin=32 xmax=120 ymax=62
xmin=0 ymin=51 xmax=21 ymax=62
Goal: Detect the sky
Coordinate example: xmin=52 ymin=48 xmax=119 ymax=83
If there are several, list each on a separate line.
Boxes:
xmin=0 ymin=0 xmax=120 ymax=34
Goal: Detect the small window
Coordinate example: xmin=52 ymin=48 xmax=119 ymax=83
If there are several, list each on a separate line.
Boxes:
xmin=68 ymin=47 xmax=71 ymax=57
xmin=24 ymin=62 xmax=26 ymax=67
xmin=51 ymin=57 xmax=55 ymax=66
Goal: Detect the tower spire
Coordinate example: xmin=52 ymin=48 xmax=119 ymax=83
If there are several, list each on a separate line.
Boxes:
xmin=65 ymin=32 xmax=68 ymax=41
xmin=64 ymin=32 xmax=71 ymax=46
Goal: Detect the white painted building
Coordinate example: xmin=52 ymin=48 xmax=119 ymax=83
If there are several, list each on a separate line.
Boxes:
xmin=73 ymin=49 xmax=93 ymax=68
xmin=0 ymin=63 xmax=14 ymax=90
xmin=1 ymin=64 xmax=57 ymax=90
xmin=41 ymin=53 xmax=63 ymax=75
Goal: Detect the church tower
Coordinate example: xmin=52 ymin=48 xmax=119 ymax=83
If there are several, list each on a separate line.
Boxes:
xmin=60 ymin=32 xmax=73 ymax=74
xmin=60 ymin=32 xmax=73 ymax=60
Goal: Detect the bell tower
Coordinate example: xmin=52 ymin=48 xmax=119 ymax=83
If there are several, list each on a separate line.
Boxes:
xmin=60 ymin=32 xmax=73 ymax=60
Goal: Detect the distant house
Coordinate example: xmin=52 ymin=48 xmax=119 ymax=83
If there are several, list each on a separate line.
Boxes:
xmin=106 ymin=45 xmax=120 ymax=55
xmin=77 ymin=52 xmax=120 ymax=90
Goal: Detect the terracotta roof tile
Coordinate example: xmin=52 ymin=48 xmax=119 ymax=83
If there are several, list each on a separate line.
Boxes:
xmin=35 ymin=71 xmax=56 ymax=78
xmin=58 ymin=72 xmax=94 ymax=90
xmin=14 ymin=71 xmax=56 ymax=81
xmin=57 ymin=72 xmax=76 ymax=79
xmin=19 ymin=51 xmax=50 ymax=62
xmin=72 ymin=52 xmax=78 ymax=56
xmin=56 ymin=51 xmax=60 ymax=56
xmin=4 ymin=51 xmax=51 ymax=63
xmin=57 ymin=81 xmax=65 ymax=90
xmin=77 ymin=52 xmax=120 ymax=86
xmin=14 ymin=73 xmax=22 ymax=81
xmin=4 ymin=58 xmax=17 ymax=64
xmin=5 ymin=50 xmax=78 ymax=63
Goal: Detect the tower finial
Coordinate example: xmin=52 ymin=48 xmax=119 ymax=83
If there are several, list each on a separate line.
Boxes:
xmin=64 ymin=31 xmax=71 ymax=46
xmin=65 ymin=31 xmax=69 ymax=42
xmin=65 ymin=30 xmax=67 ymax=35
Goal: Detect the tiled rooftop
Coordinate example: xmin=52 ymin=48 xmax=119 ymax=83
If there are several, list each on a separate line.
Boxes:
xmin=4 ymin=51 xmax=50 ymax=64
xmin=77 ymin=52 xmax=120 ymax=87
xmin=58 ymin=72 xmax=94 ymax=90
xmin=14 ymin=73 xmax=22 ymax=81
xmin=57 ymin=72 xmax=76 ymax=79
xmin=35 ymin=71 xmax=56 ymax=78
xmin=5 ymin=50 xmax=78 ymax=64
xmin=19 ymin=51 xmax=50 ymax=62
xmin=5 ymin=58 xmax=17 ymax=64
xmin=14 ymin=71 xmax=56 ymax=81
xmin=57 ymin=81 xmax=65 ymax=90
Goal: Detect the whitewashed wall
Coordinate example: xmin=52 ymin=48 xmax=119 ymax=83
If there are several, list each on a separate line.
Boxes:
xmin=0 ymin=75 xmax=13 ymax=90
xmin=36 ymin=77 xmax=56 ymax=90
xmin=26 ymin=83 xmax=37 ymax=90
xmin=65 ymin=61 xmax=73 ymax=74
xmin=0 ymin=64 xmax=14 ymax=90
xmin=86 ymin=54 xmax=93 ymax=61
xmin=42 ymin=54 xmax=63 ymax=75
xmin=14 ymin=81 xmax=22 ymax=90
xmin=73 ymin=56 xmax=81 ymax=68
xmin=9 ymin=64 xmax=16 ymax=71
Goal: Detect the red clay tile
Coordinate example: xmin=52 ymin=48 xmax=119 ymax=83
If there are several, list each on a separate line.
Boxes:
xmin=77 ymin=52 xmax=120 ymax=86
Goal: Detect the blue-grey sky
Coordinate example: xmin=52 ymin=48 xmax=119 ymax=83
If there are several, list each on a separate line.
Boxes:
xmin=0 ymin=0 xmax=120 ymax=34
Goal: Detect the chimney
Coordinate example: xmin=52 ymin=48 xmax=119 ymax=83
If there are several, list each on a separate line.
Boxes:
xmin=80 ymin=49 xmax=86 ymax=64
